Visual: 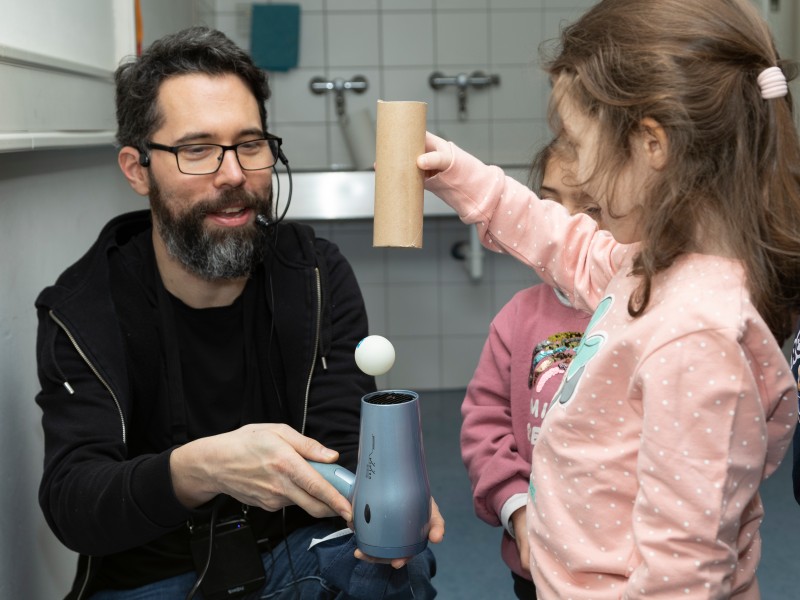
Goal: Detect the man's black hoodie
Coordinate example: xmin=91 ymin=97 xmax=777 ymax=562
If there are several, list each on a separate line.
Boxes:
xmin=35 ymin=210 xmax=375 ymax=597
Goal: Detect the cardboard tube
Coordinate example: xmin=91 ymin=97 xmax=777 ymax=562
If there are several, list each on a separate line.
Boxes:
xmin=373 ymin=100 xmax=427 ymax=248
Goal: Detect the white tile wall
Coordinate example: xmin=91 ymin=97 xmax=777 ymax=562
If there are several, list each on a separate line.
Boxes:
xmin=381 ymin=13 xmax=435 ymax=67
xmin=200 ymin=0 xmax=588 ymax=389
xmin=306 ymin=217 xmax=540 ymax=390
xmin=435 ymin=12 xmax=490 ymax=67
xmin=203 ymin=0 xmax=601 ymax=171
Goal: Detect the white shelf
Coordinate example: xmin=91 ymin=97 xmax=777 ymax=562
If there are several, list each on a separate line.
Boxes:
xmin=0 ymin=131 xmax=115 ymax=153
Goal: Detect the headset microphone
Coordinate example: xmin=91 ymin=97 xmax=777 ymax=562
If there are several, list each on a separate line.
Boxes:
xmin=276 ymin=147 xmax=289 ymax=166
xmin=269 ymin=144 xmax=292 ymax=226
xmin=257 ymin=142 xmax=291 ymax=229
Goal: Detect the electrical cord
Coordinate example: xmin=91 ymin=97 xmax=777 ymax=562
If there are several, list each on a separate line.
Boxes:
xmin=282 ymin=508 xmax=302 ymax=600
xmin=268 ymin=141 xmax=292 ymax=228
xmin=185 ymin=499 xmax=221 ymax=600
xmin=182 ymin=139 xmax=294 ymax=600
xmin=267 ymin=264 xmax=300 ymax=600
xmin=257 ymin=220 xmax=301 ymax=598
xmin=275 ymin=155 xmax=292 ymax=225
xmin=258 ymin=147 xmax=309 ymax=598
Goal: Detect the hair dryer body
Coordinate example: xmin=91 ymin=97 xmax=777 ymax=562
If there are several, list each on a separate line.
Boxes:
xmin=309 ymin=390 xmax=431 ymax=559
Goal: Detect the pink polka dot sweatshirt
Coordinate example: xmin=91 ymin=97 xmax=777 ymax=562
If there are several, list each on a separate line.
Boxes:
xmin=426 ymin=142 xmax=797 ymax=600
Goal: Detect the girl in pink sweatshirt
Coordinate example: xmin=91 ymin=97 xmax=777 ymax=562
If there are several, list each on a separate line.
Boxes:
xmin=419 ymin=0 xmax=800 ymax=598
xmin=461 ymin=140 xmax=603 ymax=599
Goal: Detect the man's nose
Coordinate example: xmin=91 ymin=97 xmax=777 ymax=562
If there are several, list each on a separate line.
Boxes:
xmin=214 ymin=148 xmax=246 ymax=187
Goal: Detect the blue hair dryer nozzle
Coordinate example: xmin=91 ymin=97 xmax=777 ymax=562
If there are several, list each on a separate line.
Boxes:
xmin=309 ymin=390 xmax=431 ymax=559
xmin=306 ymin=461 xmax=356 ymax=500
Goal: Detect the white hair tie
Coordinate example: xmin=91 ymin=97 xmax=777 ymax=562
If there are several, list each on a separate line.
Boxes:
xmin=758 ymin=66 xmax=788 ymax=100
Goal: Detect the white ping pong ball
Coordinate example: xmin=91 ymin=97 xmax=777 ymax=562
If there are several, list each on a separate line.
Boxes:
xmin=355 ymin=335 xmax=396 ymax=376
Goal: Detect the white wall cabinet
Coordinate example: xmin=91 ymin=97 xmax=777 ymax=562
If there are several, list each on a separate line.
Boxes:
xmin=0 ymin=0 xmax=134 ymax=152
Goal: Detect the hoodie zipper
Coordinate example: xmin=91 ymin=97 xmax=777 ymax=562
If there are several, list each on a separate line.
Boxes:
xmin=49 ymin=310 xmax=127 ymax=444
xmin=301 ymin=267 xmax=324 ymax=435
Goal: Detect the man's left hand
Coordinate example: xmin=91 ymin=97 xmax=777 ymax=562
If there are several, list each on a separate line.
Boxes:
xmin=353 ymin=497 xmax=445 ymax=569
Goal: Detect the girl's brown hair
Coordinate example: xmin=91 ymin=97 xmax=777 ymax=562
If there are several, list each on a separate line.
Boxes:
xmin=544 ymin=0 xmax=800 ymax=342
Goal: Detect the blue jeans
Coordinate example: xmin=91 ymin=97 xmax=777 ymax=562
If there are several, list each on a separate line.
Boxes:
xmin=89 ymin=521 xmax=436 ymax=600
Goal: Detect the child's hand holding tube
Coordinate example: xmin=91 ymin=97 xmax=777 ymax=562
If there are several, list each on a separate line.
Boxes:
xmin=416 ymin=132 xmax=455 ymax=178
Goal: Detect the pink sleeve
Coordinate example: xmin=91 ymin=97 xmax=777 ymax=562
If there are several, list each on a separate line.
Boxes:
xmin=628 ymin=329 xmax=785 ymax=598
xmin=426 ymin=142 xmax=633 ymax=313
xmin=460 ymin=295 xmax=530 ymax=526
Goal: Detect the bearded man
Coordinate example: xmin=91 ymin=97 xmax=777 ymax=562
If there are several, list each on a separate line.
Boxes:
xmin=34 ymin=26 xmax=441 ymax=600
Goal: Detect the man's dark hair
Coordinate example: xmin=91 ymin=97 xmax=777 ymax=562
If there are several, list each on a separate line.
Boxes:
xmin=114 ymin=26 xmax=270 ymax=150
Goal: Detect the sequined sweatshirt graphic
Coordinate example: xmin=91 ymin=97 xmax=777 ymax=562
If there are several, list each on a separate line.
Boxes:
xmin=460 ymin=284 xmax=590 ymax=578
xmin=528 ymin=330 xmax=582 ymax=443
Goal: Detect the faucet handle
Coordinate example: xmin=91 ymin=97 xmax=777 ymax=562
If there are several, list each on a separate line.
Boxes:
xmin=428 ymin=70 xmax=500 ymax=120
xmin=468 ymin=70 xmax=500 ymax=88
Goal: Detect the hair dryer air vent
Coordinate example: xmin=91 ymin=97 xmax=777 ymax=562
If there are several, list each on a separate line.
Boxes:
xmin=363 ymin=391 xmax=415 ymax=405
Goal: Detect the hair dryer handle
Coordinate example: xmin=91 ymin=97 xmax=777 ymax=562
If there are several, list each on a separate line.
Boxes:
xmin=307 ymin=461 xmax=356 ymax=501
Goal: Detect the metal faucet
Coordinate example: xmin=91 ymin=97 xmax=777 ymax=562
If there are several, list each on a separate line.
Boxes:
xmin=429 ymin=71 xmax=500 ymax=120
xmin=310 ymin=76 xmax=369 ymax=117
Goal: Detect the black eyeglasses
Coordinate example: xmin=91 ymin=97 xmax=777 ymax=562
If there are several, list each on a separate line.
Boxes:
xmin=145 ymin=133 xmax=282 ymax=175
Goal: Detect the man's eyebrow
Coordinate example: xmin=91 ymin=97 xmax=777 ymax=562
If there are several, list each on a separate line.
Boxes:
xmin=173 ymin=131 xmax=214 ymax=144
xmin=173 ymin=128 xmax=265 ymax=145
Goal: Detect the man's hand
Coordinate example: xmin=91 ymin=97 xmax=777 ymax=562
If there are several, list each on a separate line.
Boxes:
xmin=510 ymin=506 xmax=531 ymax=577
xmin=416 ymin=132 xmax=454 ymax=178
xmin=353 ymin=497 xmax=445 ymax=569
xmin=169 ymin=423 xmax=352 ymax=522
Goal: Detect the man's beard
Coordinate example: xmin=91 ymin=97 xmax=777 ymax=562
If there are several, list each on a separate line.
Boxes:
xmin=149 ymin=176 xmax=272 ymax=281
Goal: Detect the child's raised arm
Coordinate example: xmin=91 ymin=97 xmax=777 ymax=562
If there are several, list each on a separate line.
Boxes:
xmin=420 ymin=135 xmax=626 ymax=314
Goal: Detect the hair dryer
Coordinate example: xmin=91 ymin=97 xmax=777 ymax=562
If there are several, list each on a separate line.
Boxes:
xmin=309 ymin=389 xmax=431 ymax=559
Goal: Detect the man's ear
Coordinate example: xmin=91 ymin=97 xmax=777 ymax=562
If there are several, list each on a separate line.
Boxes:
xmin=639 ymin=117 xmax=669 ymax=171
xmin=118 ymin=146 xmax=151 ymax=196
